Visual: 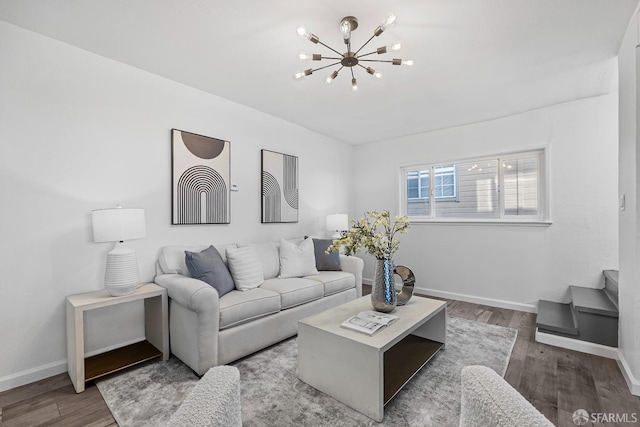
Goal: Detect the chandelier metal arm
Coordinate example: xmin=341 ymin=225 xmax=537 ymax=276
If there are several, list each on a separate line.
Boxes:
xmin=321 ymin=56 xmax=343 ymax=61
xmin=317 ymin=40 xmax=345 ymax=57
xmin=356 ymin=51 xmax=378 ymax=59
xmin=311 ymin=61 xmax=343 ymax=73
xmin=358 ymin=59 xmax=396 ymax=64
xmin=353 ymin=34 xmax=376 ymax=56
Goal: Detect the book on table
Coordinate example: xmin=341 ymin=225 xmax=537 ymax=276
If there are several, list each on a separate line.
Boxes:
xmin=340 ymin=310 xmax=399 ymax=336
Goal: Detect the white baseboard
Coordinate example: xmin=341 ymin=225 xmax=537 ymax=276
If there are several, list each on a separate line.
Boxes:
xmin=0 ymin=359 xmax=67 ymax=393
xmin=0 ymin=337 xmax=145 ymax=393
xmin=365 ymin=278 xmax=538 ymax=313
xmin=535 ymin=328 xmax=618 ymax=359
xmin=415 ymin=286 xmax=537 ymax=313
xmin=617 ymin=351 xmax=640 ymax=396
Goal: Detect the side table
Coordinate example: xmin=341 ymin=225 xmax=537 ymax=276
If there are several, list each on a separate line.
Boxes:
xmin=66 ymin=283 xmax=169 ymax=393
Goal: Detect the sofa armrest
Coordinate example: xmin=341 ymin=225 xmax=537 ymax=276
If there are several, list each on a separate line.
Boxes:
xmin=340 ymin=255 xmax=364 ymax=298
xmin=155 ymin=274 xmax=221 ymax=375
xmin=460 ymin=365 xmax=553 ymax=427
xmin=154 ymin=273 xmax=220 ymax=314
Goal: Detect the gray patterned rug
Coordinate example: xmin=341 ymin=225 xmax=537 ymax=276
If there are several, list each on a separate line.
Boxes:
xmin=97 ymin=316 xmax=517 ymax=426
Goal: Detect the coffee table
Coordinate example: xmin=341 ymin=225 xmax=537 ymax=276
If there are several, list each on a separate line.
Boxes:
xmin=297 ymin=295 xmax=447 ymax=422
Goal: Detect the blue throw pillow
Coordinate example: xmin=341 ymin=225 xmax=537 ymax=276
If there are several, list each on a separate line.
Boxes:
xmin=185 ymin=246 xmax=235 ymax=297
xmin=312 ymin=238 xmax=342 ymax=271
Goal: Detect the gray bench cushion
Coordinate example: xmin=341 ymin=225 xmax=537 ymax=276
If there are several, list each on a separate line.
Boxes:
xmin=260 ymin=278 xmax=324 ymax=309
xmin=219 ymin=288 xmax=281 ymax=330
xmin=306 ymin=271 xmax=355 ymax=296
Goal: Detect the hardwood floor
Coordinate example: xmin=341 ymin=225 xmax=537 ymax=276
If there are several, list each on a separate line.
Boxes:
xmin=1 ymin=291 xmax=638 ymax=426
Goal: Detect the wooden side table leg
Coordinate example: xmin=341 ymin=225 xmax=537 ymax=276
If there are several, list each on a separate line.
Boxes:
xmin=145 ymin=293 xmax=169 ymax=361
xmin=66 ymin=301 xmax=85 ymax=393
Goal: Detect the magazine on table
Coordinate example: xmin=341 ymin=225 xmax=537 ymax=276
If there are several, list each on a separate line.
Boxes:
xmin=340 ymin=311 xmax=399 ymax=336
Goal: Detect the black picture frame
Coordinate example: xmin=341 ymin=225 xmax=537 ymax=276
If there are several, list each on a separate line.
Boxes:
xmin=171 ymin=129 xmax=231 ymax=224
xmin=261 ymin=149 xmax=299 ymax=223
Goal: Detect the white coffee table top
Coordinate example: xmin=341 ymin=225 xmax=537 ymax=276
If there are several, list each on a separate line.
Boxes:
xmin=299 ymin=295 xmax=447 ymax=351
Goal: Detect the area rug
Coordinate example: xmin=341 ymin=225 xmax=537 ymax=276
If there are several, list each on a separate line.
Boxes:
xmin=97 ymin=316 xmax=517 ymax=426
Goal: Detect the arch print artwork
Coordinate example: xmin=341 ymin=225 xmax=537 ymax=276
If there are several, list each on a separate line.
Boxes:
xmin=262 ymin=149 xmax=298 ymax=223
xmin=172 ymin=129 xmax=230 ymax=224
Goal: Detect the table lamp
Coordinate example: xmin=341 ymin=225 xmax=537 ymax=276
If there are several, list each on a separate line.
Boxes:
xmin=326 ymin=213 xmax=348 ymax=239
xmin=91 ymin=206 xmax=146 ymax=296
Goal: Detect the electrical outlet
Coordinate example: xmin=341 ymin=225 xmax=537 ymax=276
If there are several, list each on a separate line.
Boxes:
xmin=231 ymin=184 xmax=239 ymax=192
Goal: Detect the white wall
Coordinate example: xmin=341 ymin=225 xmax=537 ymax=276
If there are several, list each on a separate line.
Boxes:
xmin=352 ymin=91 xmax=619 ymax=310
xmin=0 ymin=21 xmax=353 ymax=391
xmin=618 ymin=7 xmax=640 ymax=394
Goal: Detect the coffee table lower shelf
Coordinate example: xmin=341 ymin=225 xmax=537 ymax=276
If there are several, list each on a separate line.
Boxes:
xmin=85 ymin=340 xmax=162 ymax=382
xmin=384 ymin=335 xmax=444 ymax=404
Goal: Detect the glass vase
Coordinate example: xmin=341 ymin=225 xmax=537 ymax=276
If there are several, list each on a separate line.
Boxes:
xmin=371 ymin=259 xmax=397 ymax=313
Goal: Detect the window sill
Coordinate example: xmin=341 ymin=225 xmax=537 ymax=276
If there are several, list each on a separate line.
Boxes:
xmin=408 ymin=219 xmax=553 ymax=227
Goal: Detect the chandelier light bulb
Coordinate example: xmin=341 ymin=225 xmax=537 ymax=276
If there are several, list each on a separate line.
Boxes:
xmin=381 ymin=14 xmax=397 ymax=31
xmin=340 ymin=20 xmax=351 ymax=43
xmin=366 ymin=67 xmax=383 ymax=79
xmin=326 ymin=70 xmax=339 ymax=84
xmin=297 ymin=26 xmax=310 ymax=39
xmin=389 ymin=42 xmax=402 ymax=51
xmin=299 ymin=53 xmax=321 ymax=61
xmin=293 ymin=69 xmax=313 ymax=80
xmin=402 ymin=58 xmax=415 ymax=66
xmin=351 ymin=78 xmax=358 ymax=91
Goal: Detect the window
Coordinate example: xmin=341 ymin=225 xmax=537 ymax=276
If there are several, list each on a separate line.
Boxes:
xmin=402 ymin=150 xmax=545 ymax=222
xmin=407 ymin=170 xmax=429 ymax=199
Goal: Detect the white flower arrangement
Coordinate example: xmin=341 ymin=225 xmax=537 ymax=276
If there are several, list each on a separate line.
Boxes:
xmin=327 ymin=210 xmax=410 ymax=260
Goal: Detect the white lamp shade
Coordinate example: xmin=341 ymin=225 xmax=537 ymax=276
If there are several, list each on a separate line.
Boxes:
xmin=92 ymin=207 xmax=146 ymax=242
xmin=326 ymin=213 xmax=348 ymax=231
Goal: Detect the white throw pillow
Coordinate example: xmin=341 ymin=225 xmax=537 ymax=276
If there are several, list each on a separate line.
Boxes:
xmin=226 ymin=246 xmax=264 ymax=291
xmin=278 ymin=238 xmax=319 ymax=279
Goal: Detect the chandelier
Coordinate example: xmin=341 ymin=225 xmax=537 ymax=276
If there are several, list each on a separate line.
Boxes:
xmin=293 ymin=14 xmax=414 ymax=91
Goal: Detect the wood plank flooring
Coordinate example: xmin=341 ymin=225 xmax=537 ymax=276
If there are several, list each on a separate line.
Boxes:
xmin=1 ymin=291 xmax=638 ymax=426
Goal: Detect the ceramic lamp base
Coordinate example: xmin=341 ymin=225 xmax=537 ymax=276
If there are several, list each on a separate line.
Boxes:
xmin=104 ymin=242 xmax=140 ymax=296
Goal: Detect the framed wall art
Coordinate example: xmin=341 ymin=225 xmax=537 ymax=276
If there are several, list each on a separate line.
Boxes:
xmin=172 ymin=129 xmax=230 ymax=224
xmin=261 ymin=149 xmax=298 ymax=223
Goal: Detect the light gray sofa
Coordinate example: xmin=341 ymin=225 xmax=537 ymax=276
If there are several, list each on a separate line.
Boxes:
xmin=460 ymin=365 xmax=554 ymax=427
xmin=155 ymin=239 xmax=363 ymax=375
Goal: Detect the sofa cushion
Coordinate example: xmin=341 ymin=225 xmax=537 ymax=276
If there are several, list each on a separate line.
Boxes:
xmin=159 ymin=244 xmax=237 ymax=276
xmin=312 ymin=238 xmax=341 ymax=271
xmin=242 ymin=242 xmax=280 ymax=280
xmin=306 ymin=271 xmax=355 ymax=296
xmin=185 ymin=246 xmax=235 ymax=297
xmin=226 ymin=246 xmax=264 ymax=290
xmin=219 ymin=288 xmax=281 ymax=330
xmin=278 ymin=238 xmax=318 ymax=278
xmin=260 ymin=278 xmax=324 ymax=309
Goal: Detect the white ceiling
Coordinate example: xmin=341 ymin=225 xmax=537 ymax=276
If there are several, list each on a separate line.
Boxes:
xmin=0 ymin=0 xmax=638 ymax=145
